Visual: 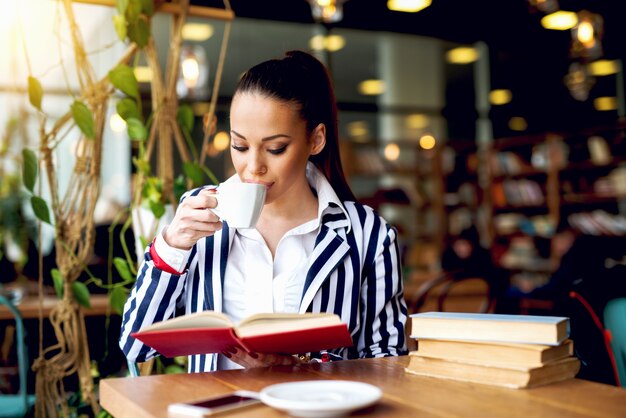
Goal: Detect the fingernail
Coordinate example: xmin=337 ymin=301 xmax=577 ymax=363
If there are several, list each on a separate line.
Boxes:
xmin=230 ymin=347 xmax=238 ymax=355
xmin=248 ymin=352 xmax=259 ymax=359
xmin=222 ymin=352 xmax=231 ymax=358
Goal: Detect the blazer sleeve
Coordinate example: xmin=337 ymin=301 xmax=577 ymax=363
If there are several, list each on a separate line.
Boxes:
xmin=358 ymin=221 xmax=409 ymax=357
xmin=118 ymin=244 xmax=192 ymax=362
xmin=119 ymin=188 xmax=204 ymax=362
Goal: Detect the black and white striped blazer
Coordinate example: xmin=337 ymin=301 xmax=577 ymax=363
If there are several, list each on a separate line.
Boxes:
xmin=120 ymin=198 xmax=408 ymax=372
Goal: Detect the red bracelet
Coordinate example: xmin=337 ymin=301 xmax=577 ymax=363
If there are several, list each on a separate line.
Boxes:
xmin=149 ymin=239 xmax=185 ymax=275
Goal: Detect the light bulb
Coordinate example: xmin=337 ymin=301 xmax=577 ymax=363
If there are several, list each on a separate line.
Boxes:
xmin=182 ymin=57 xmax=200 ymax=88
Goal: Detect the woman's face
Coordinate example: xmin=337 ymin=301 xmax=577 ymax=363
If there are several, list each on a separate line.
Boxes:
xmin=229 ymin=92 xmax=324 ymax=204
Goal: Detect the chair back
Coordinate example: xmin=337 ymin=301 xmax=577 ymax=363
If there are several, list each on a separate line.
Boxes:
xmin=127 ymin=359 xmax=139 ymax=377
xmin=604 ymin=298 xmax=626 ymax=387
xmin=408 ymin=271 xmax=493 ymax=314
xmin=0 ymin=294 xmax=31 ymax=417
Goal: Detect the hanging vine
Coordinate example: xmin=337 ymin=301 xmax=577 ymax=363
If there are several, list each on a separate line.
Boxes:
xmin=20 ymin=0 xmax=233 ymax=415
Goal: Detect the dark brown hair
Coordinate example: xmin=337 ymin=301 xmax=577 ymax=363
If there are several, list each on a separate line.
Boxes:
xmin=233 ymin=50 xmax=356 ymax=202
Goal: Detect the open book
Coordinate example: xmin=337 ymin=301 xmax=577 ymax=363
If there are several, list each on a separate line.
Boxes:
xmin=131 ymin=311 xmax=353 ymax=358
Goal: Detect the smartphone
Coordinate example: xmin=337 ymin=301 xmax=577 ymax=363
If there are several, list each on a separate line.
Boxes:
xmin=168 ymin=390 xmax=261 ymax=416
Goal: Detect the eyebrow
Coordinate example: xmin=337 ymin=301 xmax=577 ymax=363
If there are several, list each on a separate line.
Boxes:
xmin=230 ymin=130 xmax=292 ymax=141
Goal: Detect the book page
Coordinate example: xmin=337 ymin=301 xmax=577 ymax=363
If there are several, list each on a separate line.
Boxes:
xmin=237 ymin=313 xmax=342 ymax=337
xmin=140 ymin=311 xmax=234 ymax=332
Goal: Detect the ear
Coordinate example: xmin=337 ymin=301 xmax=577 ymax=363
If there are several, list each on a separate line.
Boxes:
xmin=310 ymin=123 xmax=326 ymax=156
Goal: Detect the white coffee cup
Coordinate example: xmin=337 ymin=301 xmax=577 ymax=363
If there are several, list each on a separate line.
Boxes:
xmin=208 ymin=182 xmax=266 ymax=229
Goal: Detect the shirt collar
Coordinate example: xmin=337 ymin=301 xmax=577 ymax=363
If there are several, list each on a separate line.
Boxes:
xmin=306 ymin=162 xmax=351 ymax=233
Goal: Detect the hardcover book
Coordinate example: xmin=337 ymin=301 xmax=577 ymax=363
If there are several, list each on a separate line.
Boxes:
xmin=405 ymin=354 xmax=580 ymax=389
xmin=410 ymin=312 xmax=569 ymax=346
xmin=131 ymin=311 xmax=353 ymax=357
xmin=414 ymin=339 xmax=574 ymax=368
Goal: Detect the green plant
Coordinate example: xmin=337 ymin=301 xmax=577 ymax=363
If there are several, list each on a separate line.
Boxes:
xmin=18 ymin=1 xmax=230 ymax=413
xmin=0 ymin=116 xmax=37 ymax=280
xmin=106 ymin=0 xmax=220 ymax=288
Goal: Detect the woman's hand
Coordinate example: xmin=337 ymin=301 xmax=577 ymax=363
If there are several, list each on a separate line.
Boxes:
xmin=222 ymin=347 xmax=305 ymax=368
xmin=163 ymin=189 xmax=223 ymax=250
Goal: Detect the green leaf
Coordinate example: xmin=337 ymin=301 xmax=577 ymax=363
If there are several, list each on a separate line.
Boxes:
xmin=110 ymin=286 xmax=129 ymax=315
xmin=108 ymin=64 xmax=139 ymax=98
xmin=174 ymin=175 xmax=187 ymax=202
xmin=113 ymin=257 xmax=133 ymax=281
xmin=97 ymin=409 xmax=113 ymax=418
xmin=132 ymin=156 xmax=151 ymax=175
xmin=126 ymin=117 xmax=148 ymax=141
xmin=127 ymin=16 xmax=150 ymax=48
xmin=183 ymin=162 xmax=204 ymax=187
xmin=142 ymin=177 xmax=162 ymax=202
xmin=177 ymin=105 xmax=194 ymax=134
xmin=116 ymin=98 xmax=140 ymax=121
xmin=51 ymin=268 xmax=64 ymax=298
xmin=115 ymin=0 xmax=129 ymax=14
xmin=71 ymin=100 xmax=96 ymax=139
xmin=140 ymin=235 xmax=150 ymax=250
xmin=125 ymin=0 xmax=142 ymax=24
xmin=164 ymin=365 xmax=185 ymax=374
xmin=72 ymin=281 xmax=91 ymax=309
xmin=113 ymin=14 xmax=127 ymax=41
xmin=31 ymin=196 xmax=51 ymax=224
xmin=149 ymin=200 xmax=165 ymax=219
xmin=28 ymin=76 xmax=43 ymax=111
xmin=22 ymin=148 xmax=38 ymax=193
xmin=141 ymin=0 xmax=155 ymax=16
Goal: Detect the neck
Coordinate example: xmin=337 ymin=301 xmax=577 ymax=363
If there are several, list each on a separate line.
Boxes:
xmin=259 ymin=180 xmax=318 ymax=226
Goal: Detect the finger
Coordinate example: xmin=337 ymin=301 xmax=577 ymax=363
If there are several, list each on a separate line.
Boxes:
xmin=181 ymin=192 xmax=218 ymax=210
xmin=228 ymin=348 xmax=261 ymax=368
xmin=166 ymin=221 xmax=223 ymax=247
xmin=183 ymin=221 xmax=223 ymax=238
xmin=174 ymin=208 xmax=220 ymax=227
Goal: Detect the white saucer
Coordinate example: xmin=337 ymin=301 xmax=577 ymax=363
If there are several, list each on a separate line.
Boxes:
xmin=259 ymin=380 xmax=382 ymax=418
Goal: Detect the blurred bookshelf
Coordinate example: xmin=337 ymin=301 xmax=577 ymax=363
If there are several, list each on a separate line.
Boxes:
xmin=486 ymin=120 xmax=626 ymax=293
xmin=342 ymin=139 xmax=445 ymax=273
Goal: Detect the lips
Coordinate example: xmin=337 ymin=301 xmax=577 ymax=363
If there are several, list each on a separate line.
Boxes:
xmin=244 ymin=180 xmax=273 ymax=190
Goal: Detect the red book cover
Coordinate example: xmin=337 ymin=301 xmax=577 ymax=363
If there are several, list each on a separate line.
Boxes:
xmin=240 ymin=323 xmax=353 ymax=355
xmin=131 ymin=327 xmax=242 ymax=358
xmin=130 ymin=312 xmax=353 ymax=357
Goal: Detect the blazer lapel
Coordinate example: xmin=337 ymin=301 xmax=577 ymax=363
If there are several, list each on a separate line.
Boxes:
xmin=299 ymin=224 xmax=351 ymax=313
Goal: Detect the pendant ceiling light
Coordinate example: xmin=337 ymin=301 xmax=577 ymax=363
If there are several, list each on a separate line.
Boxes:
xmin=570 ymin=10 xmax=603 ymax=61
xmin=307 ymin=0 xmax=347 ymax=24
xmin=564 ymin=62 xmax=595 ymax=101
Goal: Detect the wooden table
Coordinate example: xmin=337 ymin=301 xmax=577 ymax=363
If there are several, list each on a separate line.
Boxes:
xmin=99 ymin=356 xmax=626 ymax=417
xmin=0 ymin=294 xmax=111 ymax=320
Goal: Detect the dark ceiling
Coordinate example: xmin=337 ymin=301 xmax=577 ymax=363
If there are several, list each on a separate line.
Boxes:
xmin=193 ymin=0 xmax=626 ymax=139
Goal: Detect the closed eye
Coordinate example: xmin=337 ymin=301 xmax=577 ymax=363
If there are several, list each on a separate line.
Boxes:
xmin=231 ymin=145 xmax=248 ymax=152
xmin=268 ymin=146 xmax=287 ymax=155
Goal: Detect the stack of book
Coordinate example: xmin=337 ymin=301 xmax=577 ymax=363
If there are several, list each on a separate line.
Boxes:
xmin=406 ymin=312 xmax=580 ymax=389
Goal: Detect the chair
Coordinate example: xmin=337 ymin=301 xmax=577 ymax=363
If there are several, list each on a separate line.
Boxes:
xmin=0 ymin=295 xmax=35 ymax=418
xmin=126 ymin=358 xmax=155 ymax=377
xmin=127 ymin=359 xmax=139 ymax=377
xmin=408 ymin=271 xmax=493 ymax=314
xmin=604 ymin=298 xmax=626 ymax=387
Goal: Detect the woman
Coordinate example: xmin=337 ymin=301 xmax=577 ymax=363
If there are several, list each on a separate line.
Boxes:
xmin=120 ymin=50 xmax=408 ymax=372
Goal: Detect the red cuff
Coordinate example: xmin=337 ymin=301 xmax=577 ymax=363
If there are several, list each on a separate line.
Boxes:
xmin=149 ymin=239 xmax=185 ymax=275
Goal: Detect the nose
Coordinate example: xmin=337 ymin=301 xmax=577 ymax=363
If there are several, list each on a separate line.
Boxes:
xmin=246 ymin=149 xmax=267 ymax=176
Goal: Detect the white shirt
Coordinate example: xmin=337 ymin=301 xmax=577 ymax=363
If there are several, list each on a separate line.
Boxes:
xmin=154 ymin=163 xmax=348 ymax=369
